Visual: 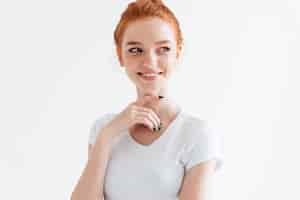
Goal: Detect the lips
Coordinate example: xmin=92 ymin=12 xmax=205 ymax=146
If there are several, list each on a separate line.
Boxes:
xmin=137 ymin=72 xmax=163 ymax=76
xmin=136 ymin=72 xmax=163 ymax=81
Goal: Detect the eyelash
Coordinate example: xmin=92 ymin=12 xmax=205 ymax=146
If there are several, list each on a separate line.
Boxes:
xmin=160 ymin=47 xmax=171 ymax=52
xmin=128 ymin=47 xmax=171 ymax=55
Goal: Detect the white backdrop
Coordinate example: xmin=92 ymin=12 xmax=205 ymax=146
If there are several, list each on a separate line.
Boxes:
xmin=0 ymin=0 xmax=299 ymax=199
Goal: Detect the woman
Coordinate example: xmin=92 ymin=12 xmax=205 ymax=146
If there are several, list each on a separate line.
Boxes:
xmin=71 ymin=1 xmax=223 ymax=199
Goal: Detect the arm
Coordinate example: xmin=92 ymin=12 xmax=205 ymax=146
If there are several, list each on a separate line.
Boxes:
xmin=179 ymin=160 xmax=217 ymax=200
xmin=71 ymin=125 xmax=116 ymax=200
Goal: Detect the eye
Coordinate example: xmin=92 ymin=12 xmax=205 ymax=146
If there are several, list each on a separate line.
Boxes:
xmin=128 ymin=47 xmax=143 ymax=55
xmin=158 ymin=46 xmax=171 ymax=54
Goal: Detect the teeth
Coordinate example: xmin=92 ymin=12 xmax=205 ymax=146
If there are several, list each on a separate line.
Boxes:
xmin=137 ymin=72 xmax=162 ymax=76
xmin=142 ymin=73 xmax=157 ymax=77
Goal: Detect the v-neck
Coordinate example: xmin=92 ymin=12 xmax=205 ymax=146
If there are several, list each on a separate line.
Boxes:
xmin=126 ymin=107 xmax=183 ymax=149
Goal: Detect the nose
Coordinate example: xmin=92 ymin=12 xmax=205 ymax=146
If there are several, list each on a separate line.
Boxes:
xmin=141 ymin=50 xmax=157 ymax=68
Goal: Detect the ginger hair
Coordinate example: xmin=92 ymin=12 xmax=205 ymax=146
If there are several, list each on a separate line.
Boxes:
xmin=113 ymin=0 xmax=183 ymax=65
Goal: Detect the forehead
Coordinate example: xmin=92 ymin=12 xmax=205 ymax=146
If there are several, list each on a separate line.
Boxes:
xmin=122 ymin=17 xmax=177 ymax=46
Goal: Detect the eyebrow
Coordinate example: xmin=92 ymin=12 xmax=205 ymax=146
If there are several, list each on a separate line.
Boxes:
xmin=125 ymin=40 xmax=171 ymax=46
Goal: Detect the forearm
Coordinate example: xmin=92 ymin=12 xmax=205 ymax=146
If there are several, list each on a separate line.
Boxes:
xmin=71 ymin=126 xmax=115 ymax=200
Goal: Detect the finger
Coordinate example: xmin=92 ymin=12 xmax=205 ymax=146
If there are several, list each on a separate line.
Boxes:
xmin=135 ymin=106 xmax=160 ymax=129
xmin=132 ymin=107 xmax=158 ymax=130
xmin=134 ymin=116 xmax=154 ymax=131
xmin=132 ymin=108 xmax=157 ymax=131
xmin=135 ymin=109 xmax=159 ymax=131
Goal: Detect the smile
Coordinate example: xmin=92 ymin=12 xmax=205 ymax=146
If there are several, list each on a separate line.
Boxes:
xmin=137 ymin=72 xmax=163 ymax=81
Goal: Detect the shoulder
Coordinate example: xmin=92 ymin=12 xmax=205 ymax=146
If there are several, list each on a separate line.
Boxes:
xmin=179 ymin=113 xmax=224 ymax=172
xmin=180 ymin=113 xmax=210 ymax=140
xmin=88 ymin=112 xmax=117 ymax=145
xmin=180 ymin=113 xmax=223 ymax=151
xmin=92 ymin=113 xmax=116 ymax=129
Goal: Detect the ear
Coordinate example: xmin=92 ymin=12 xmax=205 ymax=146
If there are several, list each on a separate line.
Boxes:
xmin=174 ymin=48 xmax=183 ymax=71
xmin=176 ymin=45 xmax=183 ymax=60
xmin=119 ymin=56 xmax=124 ymax=67
xmin=176 ymin=49 xmax=182 ymax=63
xmin=116 ymin=46 xmax=124 ymax=67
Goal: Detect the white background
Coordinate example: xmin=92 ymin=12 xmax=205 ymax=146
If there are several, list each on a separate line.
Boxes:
xmin=0 ymin=0 xmax=299 ymax=199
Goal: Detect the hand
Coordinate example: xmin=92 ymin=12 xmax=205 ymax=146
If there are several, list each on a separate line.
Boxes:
xmin=105 ymin=95 xmax=162 ymax=139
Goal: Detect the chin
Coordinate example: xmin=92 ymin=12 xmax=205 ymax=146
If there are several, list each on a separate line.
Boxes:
xmin=138 ymin=86 xmax=161 ymax=95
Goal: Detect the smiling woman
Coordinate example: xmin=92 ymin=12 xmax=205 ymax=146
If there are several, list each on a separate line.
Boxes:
xmin=116 ymin=16 xmax=181 ymax=98
xmin=71 ymin=1 xmax=224 ymax=200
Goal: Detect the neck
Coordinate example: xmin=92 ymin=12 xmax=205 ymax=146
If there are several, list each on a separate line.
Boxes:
xmin=157 ymin=97 xmax=181 ymax=119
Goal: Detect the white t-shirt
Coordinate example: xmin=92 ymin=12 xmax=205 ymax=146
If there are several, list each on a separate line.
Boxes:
xmin=88 ymin=108 xmax=224 ymax=200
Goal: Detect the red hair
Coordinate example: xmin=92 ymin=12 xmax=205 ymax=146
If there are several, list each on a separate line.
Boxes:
xmin=113 ymin=0 xmax=183 ymax=65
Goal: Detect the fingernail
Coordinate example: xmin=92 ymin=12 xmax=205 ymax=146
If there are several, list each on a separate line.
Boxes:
xmin=158 ymin=122 xmax=162 ymax=130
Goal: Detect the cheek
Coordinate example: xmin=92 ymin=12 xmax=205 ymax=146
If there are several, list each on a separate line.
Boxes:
xmin=123 ymin=55 xmax=139 ymax=69
xmin=159 ymin=56 xmax=176 ymax=69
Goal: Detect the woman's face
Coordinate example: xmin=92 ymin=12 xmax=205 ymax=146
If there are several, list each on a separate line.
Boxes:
xmin=120 ymin=17 xmax=180 ymax=97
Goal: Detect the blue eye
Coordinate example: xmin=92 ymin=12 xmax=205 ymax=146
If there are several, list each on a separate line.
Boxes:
xmin=128 ymin=47 xmax=143 ymax=54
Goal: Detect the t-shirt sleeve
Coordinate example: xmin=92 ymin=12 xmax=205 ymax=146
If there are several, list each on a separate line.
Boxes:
xmin=183 ymin=121 xmax=224 ymax=173
xmin=88 ymin=113 xmax=115 ymax=146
